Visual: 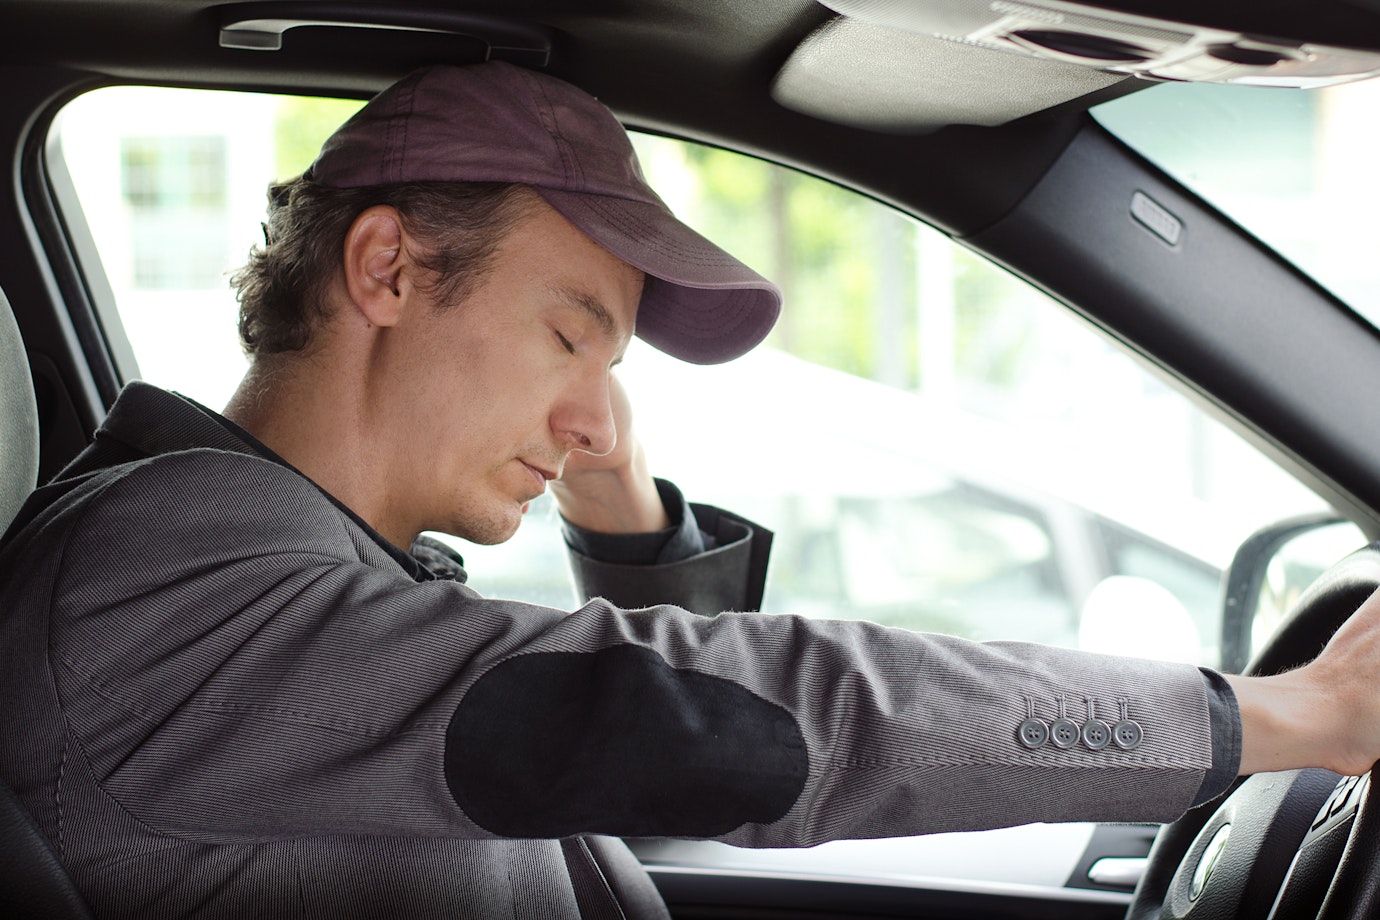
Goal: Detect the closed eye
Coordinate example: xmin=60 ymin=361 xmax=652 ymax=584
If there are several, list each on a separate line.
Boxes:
xmin=554 ymin=330 xmax=576 ymax=355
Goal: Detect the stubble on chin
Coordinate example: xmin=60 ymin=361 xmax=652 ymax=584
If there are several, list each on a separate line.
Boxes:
xmin=448 ymin=503 xmax=524 ymax=546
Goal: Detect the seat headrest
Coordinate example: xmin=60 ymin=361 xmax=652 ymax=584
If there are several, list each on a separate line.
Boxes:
xmin=0 ymin=287 xmax=39 ymax=530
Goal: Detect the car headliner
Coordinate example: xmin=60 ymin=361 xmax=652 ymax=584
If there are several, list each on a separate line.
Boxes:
xmin=9 ymin=0 xmax=1379 ymax=235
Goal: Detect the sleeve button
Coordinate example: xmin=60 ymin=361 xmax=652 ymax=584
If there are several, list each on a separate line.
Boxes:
xmin=1113 ymin=720 xmax=1144 ymax=750
xmin=1082 ymin=720 xmax=1111 ymax=750
xmin=1018 ymin=719 xmax=1049 ymax=749
xmin=1050 ymin=718 xmax=1080 ymax=749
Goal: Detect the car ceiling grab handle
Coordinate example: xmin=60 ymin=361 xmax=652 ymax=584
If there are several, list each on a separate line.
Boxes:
xmin=217 ymin=3 xmax=551 ymax=66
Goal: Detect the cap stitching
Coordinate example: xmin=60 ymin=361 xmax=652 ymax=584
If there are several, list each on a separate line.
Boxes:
xmin=381 ymin=108 xmax=398 ymax=184
xmin=522 ymin=69 xmax=583 ymax=190
xmin=575 ymin=196 xmax=746 ymax=268
xmin=380 ymin=81 xmax=399 ymax=183
xmin=395 ymin=87 xmax=411 ymax=185
xmin=385 ymin=73 xmax=421 ymax=185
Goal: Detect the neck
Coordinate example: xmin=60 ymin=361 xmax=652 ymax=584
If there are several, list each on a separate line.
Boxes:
xmin=224 ymin=354 xmax=416 ymax=549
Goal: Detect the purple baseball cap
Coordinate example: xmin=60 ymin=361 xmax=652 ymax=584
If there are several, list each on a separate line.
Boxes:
xmin=307 ymin=62 xmax=781 ymax=365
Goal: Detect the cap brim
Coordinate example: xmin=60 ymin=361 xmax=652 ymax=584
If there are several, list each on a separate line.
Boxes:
xmin=536 ymin=189 xmax=782 ymax=365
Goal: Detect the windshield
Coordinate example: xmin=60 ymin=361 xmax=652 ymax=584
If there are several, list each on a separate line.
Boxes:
xmin=1094 ymin=79 xmax=1380 ymax=326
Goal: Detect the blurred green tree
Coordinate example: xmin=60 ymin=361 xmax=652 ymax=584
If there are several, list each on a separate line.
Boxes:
xmin=273 ymin=96 xmax=365 ymax=181
xmin=663 ymin=142 xmax=1050 ymax=401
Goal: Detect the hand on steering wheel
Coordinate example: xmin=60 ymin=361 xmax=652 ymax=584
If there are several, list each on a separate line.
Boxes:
xmin=1128 ymin=548 xmax=1380 ymax=920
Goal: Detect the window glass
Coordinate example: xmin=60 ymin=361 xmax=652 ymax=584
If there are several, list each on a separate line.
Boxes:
xmin=50 ymin=86 xmax=1351 ymax=670
xmin=121 ymin=135 xmax=229 ymax=289
xmin=1251 ymin=520 xmax=1366 ymax=661
xmin=1095 ymin=520 xmax=1224 ymax=664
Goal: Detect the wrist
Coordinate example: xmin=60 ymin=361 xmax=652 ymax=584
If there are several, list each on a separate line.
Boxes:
xmin=1227 ymin=667 xmax=1343 ymax=775
xmin=553 ymin=467 xmax=671 ymax=534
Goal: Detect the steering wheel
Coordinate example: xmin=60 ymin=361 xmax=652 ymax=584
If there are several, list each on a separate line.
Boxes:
xmin=1126 ymin=544 xmax=1380 ymax=920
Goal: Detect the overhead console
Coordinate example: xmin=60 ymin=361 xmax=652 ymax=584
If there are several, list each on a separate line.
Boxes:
xmin=772 ymin=0 xmax=1380 ymax=132
xmin=823 ymin=0 xmax=1380 ymax=87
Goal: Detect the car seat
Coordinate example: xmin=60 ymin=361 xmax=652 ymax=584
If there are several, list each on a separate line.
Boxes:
xmin=0 ymin=283 xmax=96 ymax=918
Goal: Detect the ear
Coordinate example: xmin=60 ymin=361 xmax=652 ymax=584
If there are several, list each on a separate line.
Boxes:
xmin=342 ymin=205 xmax=412 ymax=329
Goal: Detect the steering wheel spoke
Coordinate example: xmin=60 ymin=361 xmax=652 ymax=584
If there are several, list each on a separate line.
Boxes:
xmin=1149 ymin=769 xmax=1337 ymax=918
xmin=1315 ymin=770 xmax=1380 ymax=918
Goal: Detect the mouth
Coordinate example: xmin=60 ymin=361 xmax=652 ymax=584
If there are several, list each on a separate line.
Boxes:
xmin=519 ymin=460 xmax=556 ymax=495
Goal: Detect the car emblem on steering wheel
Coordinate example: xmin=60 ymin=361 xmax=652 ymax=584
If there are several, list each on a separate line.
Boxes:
xmin=1190 ymin=823 xmax=1232 ymax=900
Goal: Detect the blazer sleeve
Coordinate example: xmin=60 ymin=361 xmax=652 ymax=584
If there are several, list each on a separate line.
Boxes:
xmin=44 ymin=450 xmax=1223 ymax=850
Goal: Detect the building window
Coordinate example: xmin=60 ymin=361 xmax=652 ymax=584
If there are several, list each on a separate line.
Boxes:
xmin=120 ymin=136 xmax=230 ymax=289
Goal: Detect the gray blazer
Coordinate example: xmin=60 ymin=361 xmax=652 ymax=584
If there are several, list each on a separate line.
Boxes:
xmin=0 ymin=382 xmax=1230 ymax=918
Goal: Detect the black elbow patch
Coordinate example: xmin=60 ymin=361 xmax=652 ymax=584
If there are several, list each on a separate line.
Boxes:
xmin=446 ymin=645 xmax=807 ymax=838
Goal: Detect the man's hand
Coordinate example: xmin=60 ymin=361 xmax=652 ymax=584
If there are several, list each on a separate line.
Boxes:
xmin=1228 ymin=586 xmax=1380 ymax=777
xmin=550 ymin=374 xmax=672 ymax=535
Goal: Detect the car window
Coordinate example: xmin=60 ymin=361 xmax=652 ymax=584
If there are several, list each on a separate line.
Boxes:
xmin=49 ymin=85 xmax=1353 ymax=671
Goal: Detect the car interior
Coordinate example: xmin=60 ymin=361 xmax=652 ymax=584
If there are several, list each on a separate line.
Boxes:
xmin=7 ymin=0 xmax=1380 ymax=918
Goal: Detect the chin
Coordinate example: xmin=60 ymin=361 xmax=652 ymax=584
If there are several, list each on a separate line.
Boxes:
xmin=450 ymin=505 xmax=524 ymax=546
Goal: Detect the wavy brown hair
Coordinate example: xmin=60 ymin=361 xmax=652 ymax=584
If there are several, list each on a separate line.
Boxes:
xmin=231 ymin=178 xmax=535 ymax=355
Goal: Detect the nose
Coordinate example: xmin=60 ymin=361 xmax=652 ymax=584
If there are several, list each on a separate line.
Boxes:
xmin=554 ymin=370 xmax=617 ymax=457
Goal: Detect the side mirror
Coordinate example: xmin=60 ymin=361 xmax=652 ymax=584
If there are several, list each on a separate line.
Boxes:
xmin=1219 ymin=512 xmax=1366 ymax=674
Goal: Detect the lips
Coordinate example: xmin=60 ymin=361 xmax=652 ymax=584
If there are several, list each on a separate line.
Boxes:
xmin=520 ymin=460 xmax=556 ymax=494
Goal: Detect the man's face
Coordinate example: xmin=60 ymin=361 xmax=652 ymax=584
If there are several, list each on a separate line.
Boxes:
xmin=395 ymin=197 xmax=643 ymax=546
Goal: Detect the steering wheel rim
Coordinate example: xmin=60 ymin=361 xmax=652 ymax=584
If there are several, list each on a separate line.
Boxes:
xmin=1126 ymin=543 xmax=1380 ymax=920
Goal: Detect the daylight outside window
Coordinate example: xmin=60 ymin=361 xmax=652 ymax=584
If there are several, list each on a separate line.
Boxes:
xmin=50 ymin=85 xmax=1351 ymax=674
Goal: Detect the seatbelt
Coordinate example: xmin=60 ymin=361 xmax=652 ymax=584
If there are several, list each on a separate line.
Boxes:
xmin=561 ymin=837 xmax=628 ymax=920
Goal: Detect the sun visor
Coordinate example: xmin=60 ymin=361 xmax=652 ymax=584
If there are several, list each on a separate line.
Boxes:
xmin=772 ymin=16 xmax=1125 ymax=133
xmin=819 ymin=0 xmax=1380 ymax=89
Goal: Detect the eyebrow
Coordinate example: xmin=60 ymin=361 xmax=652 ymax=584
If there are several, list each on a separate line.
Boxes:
xmin=549 ymin=284 xmax=631 ymax=361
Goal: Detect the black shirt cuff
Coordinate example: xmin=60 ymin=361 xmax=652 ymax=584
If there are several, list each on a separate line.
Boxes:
xmin=561 ymin=479 xmax=708 ymax=566
xmin=1191 ymin=667 xmax=1242 ymax=808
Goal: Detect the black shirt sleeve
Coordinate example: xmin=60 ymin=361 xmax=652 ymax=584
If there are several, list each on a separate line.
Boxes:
xmin=560 ymin=479 xmax=707 ymax=566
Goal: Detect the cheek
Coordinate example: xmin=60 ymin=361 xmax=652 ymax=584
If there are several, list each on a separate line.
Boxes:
xmin=481 ymin=346 xmax=574 ymax=421
xmin=423 ymin=317 xmax=571 ymax=450
xmin=452 ymin=374 xmax=567 ymax=462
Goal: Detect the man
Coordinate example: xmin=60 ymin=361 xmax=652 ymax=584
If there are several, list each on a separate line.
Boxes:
xmin=3 ymin=61 xmax=1380 ymax=919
